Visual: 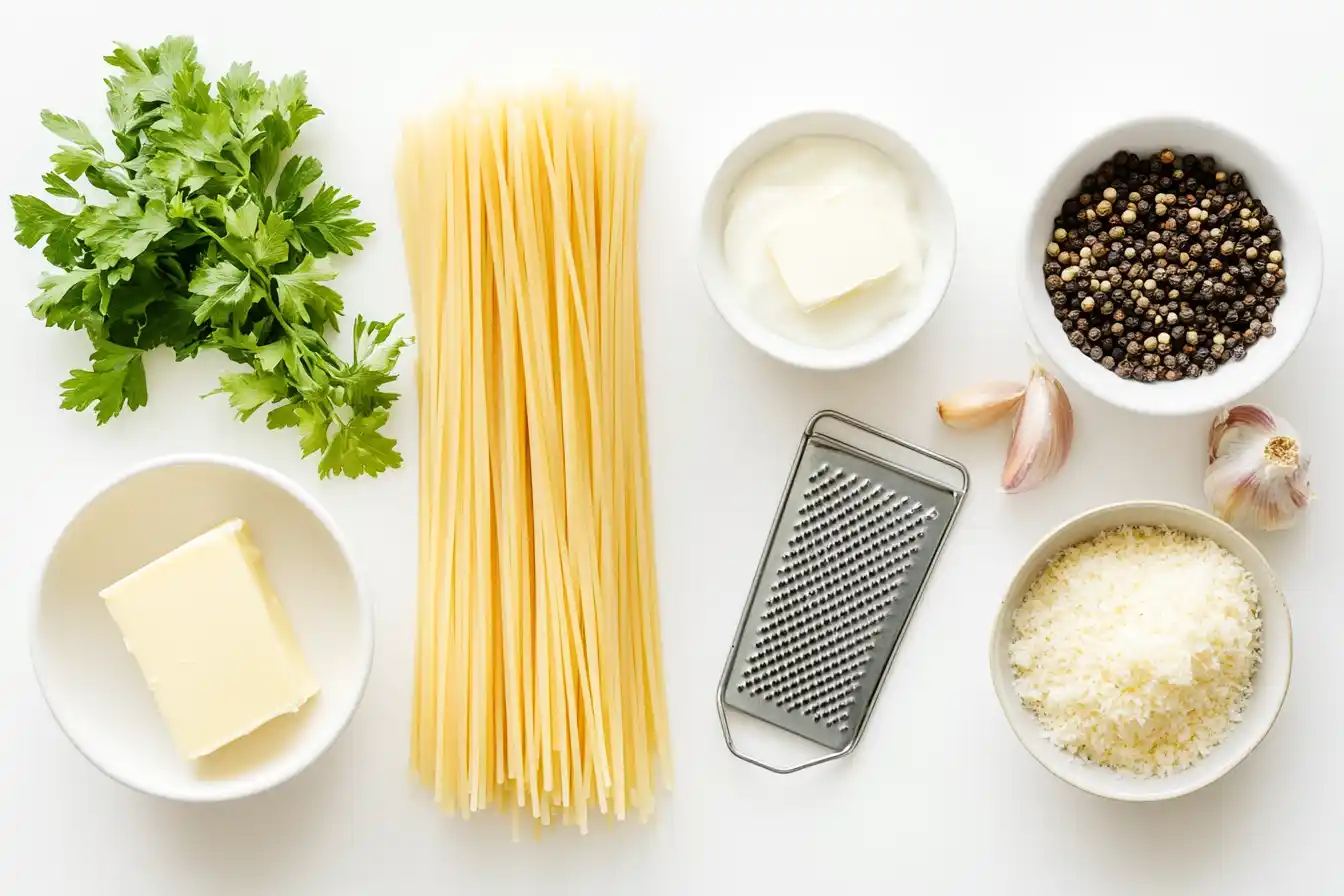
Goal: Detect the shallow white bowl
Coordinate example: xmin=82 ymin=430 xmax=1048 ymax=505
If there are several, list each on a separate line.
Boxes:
xmin=698 ymin=110 xmax=957 ymax=370
xmin=1021 ymin=117 xmax=1322 ymax=416
xmin=990 ymin=501 xmax=1291 ymax=801
xmin=31 ymin=455 xmax=371 ymax=802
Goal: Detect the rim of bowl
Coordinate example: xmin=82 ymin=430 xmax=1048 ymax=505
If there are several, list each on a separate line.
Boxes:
xmin=1019 ymin=114 xmax=1323 ymax=416
xmin=29 ymin=452 xmax=373 ymax=803
xmin=988 ymin=499 xmax=1293 ymax=801
xmin=698 ymin=108 xmax=958 ymax=371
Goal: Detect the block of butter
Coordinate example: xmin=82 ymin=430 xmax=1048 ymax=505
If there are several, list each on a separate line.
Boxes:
xmin=100 ymin=519 xmax=320 ymax=760
xmin=767 ymin=186 xmax=907 ymax=312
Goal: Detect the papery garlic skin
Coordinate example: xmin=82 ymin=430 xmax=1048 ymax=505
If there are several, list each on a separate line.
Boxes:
xmin=1002 ymin=365 xmax=1074 ymax=493
xmin=1205 ymin=404 xmax=1312 ymax=531
xmin=937 ymin=381 xmax=1026 ymax=430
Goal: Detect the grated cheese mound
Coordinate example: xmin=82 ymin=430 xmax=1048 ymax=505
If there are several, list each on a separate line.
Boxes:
xmin=1010 ymin=525 xmax=1262 ymax=777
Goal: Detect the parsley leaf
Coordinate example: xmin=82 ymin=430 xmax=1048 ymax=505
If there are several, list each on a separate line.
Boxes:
xmin=276 ymin=155 xmax=322 ymax=210
xmin=42 ymin=172 xmax=83 ymax=200
xmin=12 ymin=194 xmax=68 ymax=247
xmin=49 ymin=146 xmax=102 ymax=181
xmin=273 ymin=256 xmax=342 ymax=324
xmin=209 ymin=370 xmax=288 ymax=421
xmin=188 ymin=259 xmax=260 ymax=322
xmin=60 ymin=341 xmax=148 ymax=424
xmin=29 ymin=268 xmax=98 ymax=325
xmin=292 ymin=185 xmax=376 ymax=256
xmin=40 ymin=110 xmax=104 ymax=152
xmin=321 ymin=409 xmax=400 ymax=478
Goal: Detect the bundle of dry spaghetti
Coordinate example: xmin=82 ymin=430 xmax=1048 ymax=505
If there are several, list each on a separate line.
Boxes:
xmin=395 ymin=85 xmax=670 ymax=833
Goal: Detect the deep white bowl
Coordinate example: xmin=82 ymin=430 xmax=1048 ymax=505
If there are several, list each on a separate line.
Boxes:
xmin=990 ymin=501 xmax=1291 ymax=801
xmin=31 ymin=455 xmax=371 ymax=802
xmin=699 ymin=110 xmax=957 ymax=370
xmin=1021 ymin=117 xmax=1322 ymax=416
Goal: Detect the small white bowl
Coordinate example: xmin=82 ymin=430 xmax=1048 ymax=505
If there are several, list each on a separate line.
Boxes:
xmin=698 ymin=110 xmax=957 ymax=370
xmin=31 ymin=454 xmax=372 ymax=802
xmin=1022 ymin=117 xmax=1322 ymax=416
xmin=990 ymin=501 xmax=1291 ymax=801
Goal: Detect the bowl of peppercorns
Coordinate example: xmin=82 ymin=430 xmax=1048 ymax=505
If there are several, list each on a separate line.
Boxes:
xmin=1023 ymin=118 xmax=1322 ymax=416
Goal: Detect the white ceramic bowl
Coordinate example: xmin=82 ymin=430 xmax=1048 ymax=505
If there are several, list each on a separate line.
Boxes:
xmin=1021 ymin=117 xmax=1322 ymax=416
xmin=990 ymin=501 xmax=1291 ymax=801
xmin=31 ymin=455 xmax=371 ymax=802
xmin=698 ymin=110 xmax=957 ymax=370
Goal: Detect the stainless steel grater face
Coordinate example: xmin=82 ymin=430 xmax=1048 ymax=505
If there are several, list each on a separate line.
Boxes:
xmin=717 ymin=411 xmax=969 ymax=774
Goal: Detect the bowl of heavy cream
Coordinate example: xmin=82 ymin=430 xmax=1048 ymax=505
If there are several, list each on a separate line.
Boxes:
xmin=699 ymin=111 xmax=956 ymax=369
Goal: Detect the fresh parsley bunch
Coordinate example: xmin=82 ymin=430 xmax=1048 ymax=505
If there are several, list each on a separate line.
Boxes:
xmin=10 ymin=36 xmax=409 ymax=479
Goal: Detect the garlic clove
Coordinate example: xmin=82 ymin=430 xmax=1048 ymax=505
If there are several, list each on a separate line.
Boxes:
xmin=1001 ymin=364 xmax=1074 ymax=493
xmin=1204 ymin=404 xmax=1313 ymax=531
xmin=937 ymin=380 xmax=1026 ymax=430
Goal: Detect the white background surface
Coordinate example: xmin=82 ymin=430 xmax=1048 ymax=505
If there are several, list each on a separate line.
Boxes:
xmin=2 ymin=1 xmax=1340 ymax=892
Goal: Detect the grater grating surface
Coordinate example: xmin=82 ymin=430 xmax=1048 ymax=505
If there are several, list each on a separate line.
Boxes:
xmin=717 ymin=411 xmax=968 ymax=773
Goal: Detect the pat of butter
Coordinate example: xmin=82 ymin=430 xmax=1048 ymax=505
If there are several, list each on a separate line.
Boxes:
xmin=100 ymin=519 xmax=319 ymax=760
xmin=767 ymin=187 xmax=907 ymax=311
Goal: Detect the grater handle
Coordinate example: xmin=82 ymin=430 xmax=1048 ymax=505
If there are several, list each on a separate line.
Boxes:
xmin=807 ymin=410 xmax=970 ymax=495
xmin=716 ymin=698 xmax=859 ymax=774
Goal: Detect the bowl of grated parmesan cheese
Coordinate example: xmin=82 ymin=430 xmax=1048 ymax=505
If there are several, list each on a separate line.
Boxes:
xmin=990 ymin=501 xmax=1291 ymax=801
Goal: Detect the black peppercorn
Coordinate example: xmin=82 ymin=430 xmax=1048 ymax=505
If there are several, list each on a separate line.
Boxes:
xmin=1043 ymin=149 xmax=1283 ymax=383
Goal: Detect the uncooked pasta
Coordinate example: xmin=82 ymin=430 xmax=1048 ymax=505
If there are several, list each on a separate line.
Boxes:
xmin=395 ymin=85 xmax=670 ymax=833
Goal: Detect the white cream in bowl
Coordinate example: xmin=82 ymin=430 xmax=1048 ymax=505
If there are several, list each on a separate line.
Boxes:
xmin=722 ymin=135 xmax=926 ymax=348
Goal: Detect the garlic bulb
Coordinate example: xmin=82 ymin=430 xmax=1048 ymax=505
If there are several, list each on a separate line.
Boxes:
xmin=1205 ymin=404 xmax=1312 ymax=531
xmin=937 ymin=380 xmax=1026 ymax=430
xmin=1001 ymin=364 xmax=1074 ymax=493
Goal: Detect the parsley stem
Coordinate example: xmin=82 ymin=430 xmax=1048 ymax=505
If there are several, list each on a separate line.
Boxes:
xmin=188 ymin=217 xmax=338 ymax=406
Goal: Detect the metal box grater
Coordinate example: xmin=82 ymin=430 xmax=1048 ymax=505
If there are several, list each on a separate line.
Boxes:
xmin=717 ymin=411 xmax=969 ymax=774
